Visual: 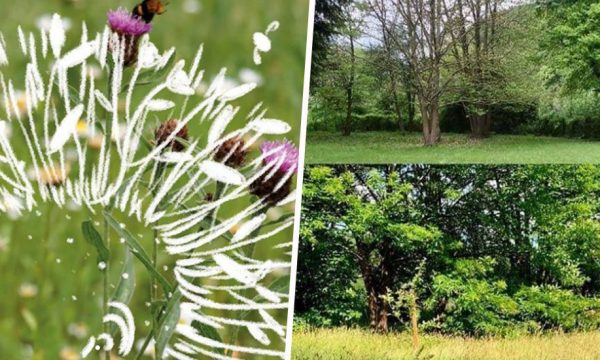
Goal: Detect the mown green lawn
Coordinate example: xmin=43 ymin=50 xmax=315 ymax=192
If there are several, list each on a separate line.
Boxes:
xmin=306 ymin=132 xmax=600 ymax=164
xmin=293 ymin=328 xmax=600 ymax=360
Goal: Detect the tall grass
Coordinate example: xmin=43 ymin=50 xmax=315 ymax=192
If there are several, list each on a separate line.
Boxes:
xmin=292 ymin=328 xmax=600 ymax=360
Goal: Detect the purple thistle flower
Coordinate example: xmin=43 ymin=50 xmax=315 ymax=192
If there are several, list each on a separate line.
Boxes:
xmin=260 ymin=140 xmax=299 ymax=174
xmin=107 ymin=8 xmax=152 ymax=36
xmin=250 ymin=140 xmax=298 ymax=206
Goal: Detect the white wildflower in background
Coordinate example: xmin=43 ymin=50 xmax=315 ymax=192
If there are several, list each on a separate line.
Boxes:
xmin=222 ymin=76 xmax=242 ymax=93
xmin=182 ymin=0 xmax=202 ymax=14
xmin=3 ymin=90 xmax=33 ymax=118
xmin=18 ymin=283 xmax=39 ymax=298
xmin=0 ymin=12 xmax=296 ymax=360
xmin=67 ymin=323 xmax=89 ymax=340
xmin=0 ymin=120 xmax=11 ymax=139
xmin=36 ymin=14 xmax=73 ymax=33
xmin=86 ymin=64 xmax=102 ymax=80
xmin=240 ymin=68 xmax=264 ymax=86
xmin=0 ymin=191 xmax=24 ymax=220
xmin=59 ymin=346 xmax=81 ymax=360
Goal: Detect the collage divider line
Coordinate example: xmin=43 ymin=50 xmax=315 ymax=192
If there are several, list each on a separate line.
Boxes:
xmin=284 ymin=0 xmax=316 ymax=358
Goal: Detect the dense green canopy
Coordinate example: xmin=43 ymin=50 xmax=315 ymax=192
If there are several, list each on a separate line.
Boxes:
xmin=297 ymin=165 xmax=600 ymax=335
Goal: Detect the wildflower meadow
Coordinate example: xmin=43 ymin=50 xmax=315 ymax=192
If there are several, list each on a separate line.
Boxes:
xmin=0 ymin=0 xmax=309 ymax=359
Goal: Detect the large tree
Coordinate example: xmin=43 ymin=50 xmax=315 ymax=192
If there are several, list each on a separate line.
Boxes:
xmin=368 ymin=0 xmax=464 ymax=145
xmin=445 ymin=0 xmax=506 ymax=138
xmin=539 ymin=0 xmax=600 ymax=91
xmin=299 ymin=165 xmax=600 ymax=333
xmin=312 ymin=0 xmax=352 ymax=80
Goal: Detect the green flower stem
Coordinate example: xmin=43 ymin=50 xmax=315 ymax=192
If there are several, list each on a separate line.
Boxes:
xmin=151 ymin=163 xmax=166 ymax=304
xmin=228 ymin=204 xmax=269 ymax=353
xmin=136 ymin=161 xmax=166 ymax=358
xmin=101 ymin=65 xmax=114 ymax=360
xmin=210 ymin=182 xmax=226 ymax=228
xmin=134 ymin=327 xmax=155 ymax=360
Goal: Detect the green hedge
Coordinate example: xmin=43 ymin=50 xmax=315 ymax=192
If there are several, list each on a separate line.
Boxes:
xmin=308 ymin=112 xmax=421 ymax=133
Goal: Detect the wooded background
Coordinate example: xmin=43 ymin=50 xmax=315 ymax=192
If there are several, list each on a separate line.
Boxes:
xmin=296 ymin=165 xmax=600 ymax=337
xmin=309 ymin=0 xmax=600 ymax=144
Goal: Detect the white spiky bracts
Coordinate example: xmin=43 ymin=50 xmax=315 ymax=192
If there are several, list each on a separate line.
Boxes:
xmin=0 ymin=13 xmax=295 ymax=359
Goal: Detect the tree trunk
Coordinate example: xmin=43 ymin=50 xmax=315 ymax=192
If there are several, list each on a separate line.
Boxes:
xmin=343 ymin=86 xmax=353 ymax=136
xmin=376 ymin=296 xmax=389 ymax=332
xmin=421 ymin=101 xmax=441 ymax=146
xmin=469 ymin=111 xmax=491 ymax=139
xmin=358 ymin=245 xmax=389 ymax=333
xmin=407 ymin=90 xmax=415 ymax=126
xmin=343 ymin=33 xmax=356 ymax=137
xmin=381 ymin=22 xmax=404 ymax=133
xmin=364 ymin=280 xmax=389 ymax=332
xmin=391 ymin=81 xmax=404 ymax=132
xmin=367 ymin=286 xmax=379 ymax=329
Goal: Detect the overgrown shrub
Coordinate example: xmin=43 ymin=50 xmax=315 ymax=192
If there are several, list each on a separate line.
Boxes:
xmin=351 ymin=113 xmax=398 ymax=131
xmin=423 ymin=258 xmax=521 ymax=337
xmin=423 ymin=258 xmax=600 ymax=336
xmin=525 ymin=92 xmax=600 ymax=139
xmin=515 ymin=286 xmax=600 ymax=331
xmin=295 ymin=286 xmax=367 ymax=327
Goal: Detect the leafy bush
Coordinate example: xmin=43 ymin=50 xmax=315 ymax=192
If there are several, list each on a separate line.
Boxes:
xmin=525 ymin=92 xmax=600 ymax=139
xmin=294 ymin=286 xmax=367 ymax=328
xmin=423 ymin=258 xmax=600 ymax=336
xmin=515 ymin=286 xmax=600 ymax=331
xmin=351 ymin=113 xmax=398 ymax=131
xmin=423 ymin=258 xmax=521 ymax=337
xmin=308 ymin=97 xmax=342 ymax=132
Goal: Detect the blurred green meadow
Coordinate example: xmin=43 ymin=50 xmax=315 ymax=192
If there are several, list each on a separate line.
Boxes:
xmin=0 ymin=0 xmax=308 ymax=358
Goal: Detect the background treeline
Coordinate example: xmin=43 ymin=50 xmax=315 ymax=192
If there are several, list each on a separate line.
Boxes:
xmin=310 ymin=0 xmax=600 ymax=142
xmin=296 ymin=165 xmax=600 ymax=336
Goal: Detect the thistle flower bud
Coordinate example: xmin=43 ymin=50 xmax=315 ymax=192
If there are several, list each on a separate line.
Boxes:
xmin=33 ymin=164 xmax=71 ymax=187
xmin=107 ymin=9 xmax=152 ymax=67
xmin=250 ymin=140 xmax=298 ymax=206
xmin=214 ymin=137 xmax=249 ymax=168
xmin=155 ymin=119 xmax=189 ymax=152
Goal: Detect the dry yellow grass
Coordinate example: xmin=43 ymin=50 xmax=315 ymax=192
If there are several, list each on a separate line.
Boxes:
xmin=292 ymin=328 xmax=600 ymax=360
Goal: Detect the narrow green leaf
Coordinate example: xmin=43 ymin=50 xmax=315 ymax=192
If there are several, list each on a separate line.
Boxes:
xmin=265 ymin=275 xmax=291 ymax=295
xmin=109 ymin=248 xmax=136 ymax=335
xmin=112 ymin=248 xmax=136 ymax=304
xmin=155 ymin=289 xmax=182 ymax=358
xmin=103 ymin=211 xmax=174 ymax=294
xmin=81 ymin=220 xmax=109 ymax=263
xmin=21 ymin=308 xmax=38 ymax=331
xmin=192 ymin=320 xmax=224 ymax=352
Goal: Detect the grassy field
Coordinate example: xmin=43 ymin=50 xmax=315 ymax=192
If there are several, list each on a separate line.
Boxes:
xmin=306 ymin=132 xmax=600 ymax=164
xmin=0 ymin=0 xmax=308 ymax=358
xmin=292 ymin=328 xmax=600 ymax=360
